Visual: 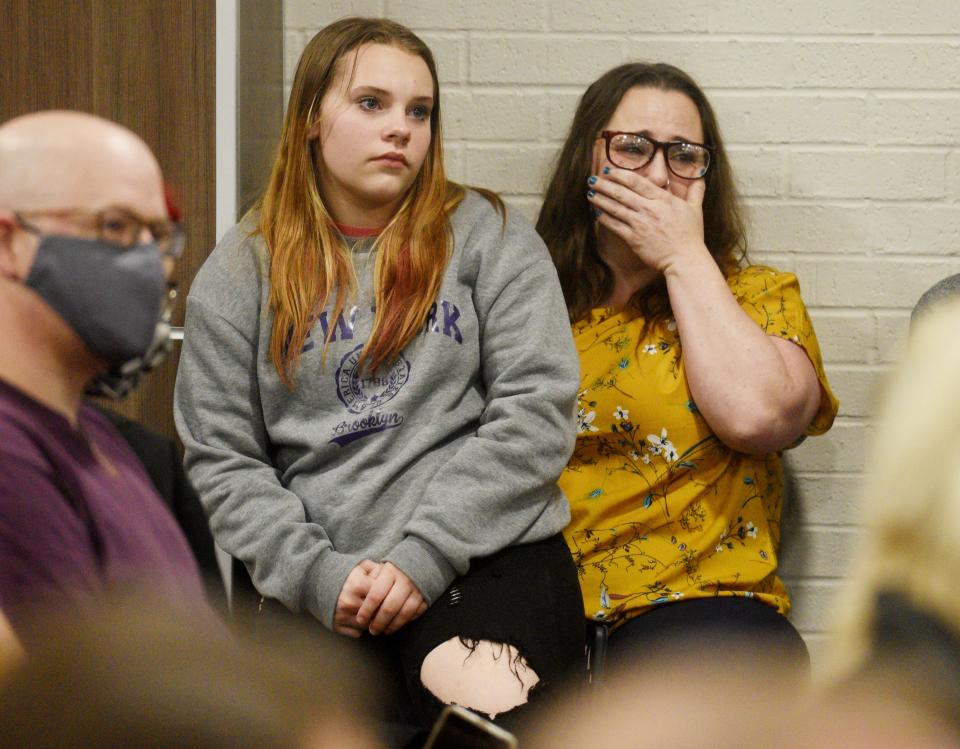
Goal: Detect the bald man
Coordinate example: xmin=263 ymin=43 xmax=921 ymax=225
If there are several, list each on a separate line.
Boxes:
xmin=0 ymin=111 xmax=211 ymax=640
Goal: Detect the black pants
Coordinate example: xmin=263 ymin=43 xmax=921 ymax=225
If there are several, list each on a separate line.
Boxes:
xmin=379 ymin=534 xmax=584 ymax=729
xmin=603 ymin=596 xmax=810 ymax=685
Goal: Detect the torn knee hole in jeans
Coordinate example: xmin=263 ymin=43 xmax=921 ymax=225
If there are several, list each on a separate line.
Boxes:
xmin=419 ymin=637 xmax=541 ymax=719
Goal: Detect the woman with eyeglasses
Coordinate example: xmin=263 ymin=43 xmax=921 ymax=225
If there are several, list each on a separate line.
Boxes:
xmin=175 ymin=16 xmax=584 ymax=736
xmin=537 ymin=63 xmax=839 ymax=679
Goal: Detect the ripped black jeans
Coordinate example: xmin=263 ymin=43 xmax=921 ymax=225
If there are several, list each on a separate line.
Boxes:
xmin=382 ymin=533 xmax=585 ymax=729
xmin=252 ymin=534 xmax=584 ymax=740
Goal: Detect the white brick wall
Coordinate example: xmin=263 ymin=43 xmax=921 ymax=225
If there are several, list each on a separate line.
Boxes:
xmin=282 ymin=0 xmax=960 ymax=670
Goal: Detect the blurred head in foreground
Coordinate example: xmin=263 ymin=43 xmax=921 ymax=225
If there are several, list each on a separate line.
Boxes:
xmin=823 ymin=300 xmax=960 ymax=739
xmin=832 ymin=301 xmax=960 ymax=669
xmin=525 ymin=647 xmax=960 ymax=749
xmin=524 ymin=648 xmax=799 ymax=749
xmin=0 ymin=594 xmax=380 ymax=748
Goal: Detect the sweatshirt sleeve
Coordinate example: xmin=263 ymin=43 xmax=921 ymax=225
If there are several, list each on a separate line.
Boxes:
xmin=383 ymin=201 xmax=579 ymax=603
xmin=174 ymin=234 xmax=362 ymax=629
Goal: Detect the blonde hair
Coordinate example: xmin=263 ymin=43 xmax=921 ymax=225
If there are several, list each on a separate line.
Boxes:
xmin=830 ymin=300 xmax=960 ymax=677
xmin=256 ymin=17 xmax=465 ymax=385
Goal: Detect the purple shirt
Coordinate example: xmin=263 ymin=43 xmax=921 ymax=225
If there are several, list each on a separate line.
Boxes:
xmin=0 ymin=378 xmax=209 ymax=633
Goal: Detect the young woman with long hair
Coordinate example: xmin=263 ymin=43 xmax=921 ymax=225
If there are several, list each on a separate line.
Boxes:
xmin=538 ymin=63 xmax=839 ymax=681
xmin=175 ymin=16 xmax=583 ymax=733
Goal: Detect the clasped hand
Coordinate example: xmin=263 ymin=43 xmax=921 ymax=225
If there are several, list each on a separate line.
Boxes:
xmin=334 ymin=560 xmax=427 ymax=638
xmin=587 ymin=168 xmax=707 ymax=274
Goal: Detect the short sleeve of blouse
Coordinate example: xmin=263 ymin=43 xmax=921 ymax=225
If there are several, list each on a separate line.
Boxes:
xmin=728 ymin=265 xmax=839 ymax=437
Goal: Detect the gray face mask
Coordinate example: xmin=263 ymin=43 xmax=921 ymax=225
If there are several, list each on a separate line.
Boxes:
xmin=24 ymin=234 xmax=172 ymax=397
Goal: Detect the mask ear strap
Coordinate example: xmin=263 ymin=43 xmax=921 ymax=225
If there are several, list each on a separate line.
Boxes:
xmin=85 ymin=283 xmax=179 ymax=400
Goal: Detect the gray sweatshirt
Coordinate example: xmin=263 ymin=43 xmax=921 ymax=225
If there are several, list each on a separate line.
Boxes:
xmin=174 ymin=191 xmax=579 ymax=629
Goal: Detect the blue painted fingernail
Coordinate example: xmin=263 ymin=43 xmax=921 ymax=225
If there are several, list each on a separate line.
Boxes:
xmin=592 ymin=207 xmax=603 ymax=219
xmin=587 ymin=189 xmax=596 ymax=197
xmin=602 ymin=166 xmax=610 ymax=174
xmin=587 ymin=175 xmax=597 ymax=185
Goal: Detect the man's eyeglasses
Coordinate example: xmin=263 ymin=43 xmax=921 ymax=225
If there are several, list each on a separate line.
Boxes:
xmin=14 ymin=207 xmax=185 ymax=259
xmin=600 ymin=131 xmax=714 ymax=179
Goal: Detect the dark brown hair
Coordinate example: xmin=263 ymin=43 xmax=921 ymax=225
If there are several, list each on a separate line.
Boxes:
xmin=537 ymin=62 xmax=748 ymax=324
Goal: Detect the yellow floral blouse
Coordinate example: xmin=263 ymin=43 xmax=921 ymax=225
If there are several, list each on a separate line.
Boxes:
xmin=560 ymin=266 xmax=839 ymax=626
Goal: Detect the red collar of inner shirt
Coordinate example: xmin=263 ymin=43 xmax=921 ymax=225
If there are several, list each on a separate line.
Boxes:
xmin=335 ymin=222 xmax=382 ymax=238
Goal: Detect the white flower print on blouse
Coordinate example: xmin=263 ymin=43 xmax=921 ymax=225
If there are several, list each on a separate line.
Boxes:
xmin=578 ymin=408 xmax=599 ymax=433
xmin=646 ymin=428 xmax=679 ymax=462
